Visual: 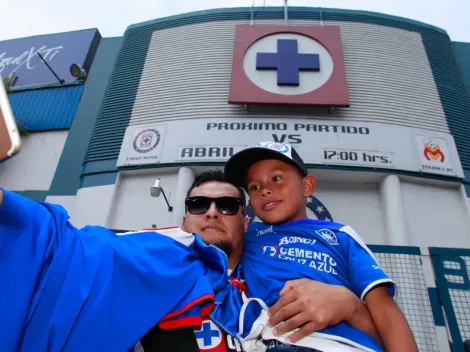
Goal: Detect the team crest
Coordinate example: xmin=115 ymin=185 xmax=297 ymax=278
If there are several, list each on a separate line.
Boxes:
xmin=423 ymin=139 xmax=445 ymax=162
xmin=258 ymin=141 xmax=290 ymax=154
xmin=133 ymin=128 xmax=160 ymax=153
xmin=262 ymin=245 xmax=278 ymax=257
xmin=316 ymin=229 xmax=338 ymax=245
xmin=194 ymin=319 xmax=223 ymax=350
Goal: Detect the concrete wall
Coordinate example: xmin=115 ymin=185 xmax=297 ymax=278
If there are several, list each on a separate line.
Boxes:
xmin=62 ymin=166 xmax=470 ymax=248
xmin=0 ymin=131 xmax=67 ymax=191
xmin=401 ymin=180 xmax=470 ymax=248
xmin=315 ymin=182 xmax=386 ymax=245
xmin=108 ymin=170 xmax=179 ymax=230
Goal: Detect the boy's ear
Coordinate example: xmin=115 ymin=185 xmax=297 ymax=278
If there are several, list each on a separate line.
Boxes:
xmin=303 ymin=175 xmax=316 ymax=197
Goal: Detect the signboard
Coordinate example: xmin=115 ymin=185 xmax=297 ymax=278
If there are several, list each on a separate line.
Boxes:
xmin=228 ymin=25 xmax=349 ymax=106
xmin=0 ymin=29 xmax=101 ymax=86
xmin=117 ymin=118 xmax=464 ymax=178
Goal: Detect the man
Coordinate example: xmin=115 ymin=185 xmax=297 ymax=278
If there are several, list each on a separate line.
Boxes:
xmin=0 ymin=175 xmax=377 ymax=352
xmin=153 ymin=170 xmax=379 ymax=351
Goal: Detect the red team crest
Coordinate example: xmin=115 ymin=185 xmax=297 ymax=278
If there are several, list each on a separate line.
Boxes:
xmin=423 ymin=139 xmax=445 ymax=162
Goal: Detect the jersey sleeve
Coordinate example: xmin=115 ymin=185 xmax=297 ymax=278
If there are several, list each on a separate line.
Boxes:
xmin=340 ymin=225 xmax=395 ymax=301
xmin=0 ymin=189 xmax=70 ymax=351
xmin=0 ymin=190 xmax=229 ymax=351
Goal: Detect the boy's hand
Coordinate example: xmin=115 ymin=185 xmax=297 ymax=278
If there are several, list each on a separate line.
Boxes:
xmin=267 ymin=279 xmax=363 ymax=343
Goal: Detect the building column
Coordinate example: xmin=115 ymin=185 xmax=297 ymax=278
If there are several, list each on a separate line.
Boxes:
xmin=173 ymin=167 xmax=196 ymax=225
xmin=379 ymin=174 xmax=410 ymax=245
xmin=459 ymin=183 xmax=470 ymax=231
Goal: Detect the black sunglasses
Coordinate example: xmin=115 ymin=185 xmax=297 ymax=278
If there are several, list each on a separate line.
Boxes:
xmin=185 ymin=196 xmax=244 ymax=215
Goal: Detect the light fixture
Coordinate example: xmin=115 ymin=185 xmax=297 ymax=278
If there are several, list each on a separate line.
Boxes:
xmin=70 ymin=63 xmax=87 ymax=80
xmin=150 ymin=178 xmax=173 ymax=212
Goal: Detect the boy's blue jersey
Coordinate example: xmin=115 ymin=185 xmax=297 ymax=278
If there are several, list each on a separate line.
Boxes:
xmin=0 ymin=190 xmax=229 ymax=352
xmin=241 ymin=219 xmax=394 ymax=351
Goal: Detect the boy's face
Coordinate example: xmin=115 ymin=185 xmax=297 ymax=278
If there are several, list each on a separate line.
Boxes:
xmin=246 ymin=159 xmax=315 ymax=224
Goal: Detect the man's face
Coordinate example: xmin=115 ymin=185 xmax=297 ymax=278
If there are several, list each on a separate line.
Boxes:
xmin=246 ymin=159 xmax=315 ymax=224
xmin=182 ymin=181 xmax=247 ymax=258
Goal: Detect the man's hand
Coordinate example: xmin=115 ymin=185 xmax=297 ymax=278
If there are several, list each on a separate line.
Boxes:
xmin=267 ymin=279 xmax=378 ymax=343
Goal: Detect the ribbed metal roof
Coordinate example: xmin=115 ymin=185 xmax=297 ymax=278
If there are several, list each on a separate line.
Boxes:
xmin=9 ymin=84 xmax=84 ymax=131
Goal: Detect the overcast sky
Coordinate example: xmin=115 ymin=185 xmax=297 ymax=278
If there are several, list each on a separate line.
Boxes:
xmin=1 ymin=0 xmax=469 ymax=42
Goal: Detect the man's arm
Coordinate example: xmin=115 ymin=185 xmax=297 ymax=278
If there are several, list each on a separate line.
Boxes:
xmin=268 ymin=279 xmax=380 ymax=344
xmin=365 ymin=286 xmax=418 ymax=352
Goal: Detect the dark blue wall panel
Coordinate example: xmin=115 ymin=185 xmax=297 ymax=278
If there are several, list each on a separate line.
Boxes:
xmin=9 ymin=84 xmax=84 ymax=131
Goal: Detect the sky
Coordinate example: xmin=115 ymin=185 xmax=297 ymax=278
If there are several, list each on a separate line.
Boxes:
xmin=1 ymin=0 xmax=469 ymax=43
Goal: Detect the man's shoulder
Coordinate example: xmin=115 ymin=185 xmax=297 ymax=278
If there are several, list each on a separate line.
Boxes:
xmin=117 ymin=227 xmax=195 ymax=246
xmin=283 ymin=219 xmax=347 ymax=233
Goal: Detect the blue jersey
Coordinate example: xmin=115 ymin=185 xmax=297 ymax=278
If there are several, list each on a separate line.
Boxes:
xmin=0 ymin=190 xmax=229 ymax=352
xmin=212 ymin=219 xmax=394 ymax=352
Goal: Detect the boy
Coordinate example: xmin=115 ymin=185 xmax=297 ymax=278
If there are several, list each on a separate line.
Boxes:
xmin=217 ymin=141 xmax=418 ymax=352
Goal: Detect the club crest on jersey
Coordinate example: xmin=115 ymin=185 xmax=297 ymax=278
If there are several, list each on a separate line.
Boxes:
xmin=262 ymin=245 xmax=278 ymax=256
xmin=195 ymin=319 xmax=223 ymax=350
xmin=316 ymin=229 xmax=339 ymax=245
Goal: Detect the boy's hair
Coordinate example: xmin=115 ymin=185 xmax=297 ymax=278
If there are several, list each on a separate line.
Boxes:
xmin=186 ymin=169 xmax=247 ymax=207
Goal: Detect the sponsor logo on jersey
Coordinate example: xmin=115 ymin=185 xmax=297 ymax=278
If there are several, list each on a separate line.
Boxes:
xmin=262 ymin=245 xmax=278 ymax=257
xmin=279 ymin=236 xmax=316 ymax=246
xmin=256 ymin=225 xmax=275 ymax=236
xmin=316 ymin=229 xmax=339 ymax=245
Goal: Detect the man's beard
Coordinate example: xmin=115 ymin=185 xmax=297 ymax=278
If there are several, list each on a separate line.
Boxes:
xmin=206 ymin=239 xmax=233 ymax=257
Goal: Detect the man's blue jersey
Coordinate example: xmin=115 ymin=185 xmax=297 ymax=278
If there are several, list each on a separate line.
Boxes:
xmin=0 ymin=190 xmax=229 ymax=352
xmin=229 ymin=219 xmax=394 ymax=351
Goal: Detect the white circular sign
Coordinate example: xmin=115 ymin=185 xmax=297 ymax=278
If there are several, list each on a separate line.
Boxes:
xmin=243 ymin=33 xmax=334 ymax=95
xmin=195 ymin=320 xmax=222 ymax=350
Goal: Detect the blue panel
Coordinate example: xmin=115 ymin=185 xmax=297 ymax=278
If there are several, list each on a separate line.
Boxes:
xmin=368 ymin=245 xmax=421 ymax=255
xmin=13 ymin=190 xmax=48 ymax=202
xmin=48 ymin=37 xmax=123 ymax=196
xmin=0 ymin=29 xmax=101 ymax=87
xmin=452 ymin=42 xmax=470 ymax=93
xmin=427 ymin=287 xmax=445 ymax=327
xmin=80 ymin=172 xmax=118 ymax=188
xmin=257 ymin=39 xmax=320 ymax=86
xmin=8 ymin=84 xmax=84 ymax=131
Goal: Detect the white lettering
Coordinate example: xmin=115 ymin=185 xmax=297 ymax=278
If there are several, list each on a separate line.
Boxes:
xmin=257 ymin=225 xmax=275 ymax=236
xmin=279 ymin=236 xmax=317 ymax=246
xmin=0 ymin=45 xmax=64 ymax=74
